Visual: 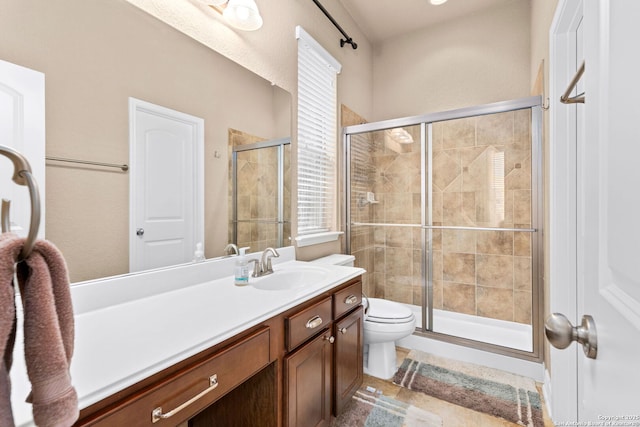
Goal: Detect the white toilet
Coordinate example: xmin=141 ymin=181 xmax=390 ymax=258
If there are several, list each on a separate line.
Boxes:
xmin=311 ymin=254 xmax=416 ymax=380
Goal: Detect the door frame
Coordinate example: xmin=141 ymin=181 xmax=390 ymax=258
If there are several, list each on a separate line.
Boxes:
xmin=128 ymin=98 xmax=204 ymax=271
xmin=0 ymin=59 xmax=46 ymax=238
xmin=548 ymin=0 xmax=583 ymax=421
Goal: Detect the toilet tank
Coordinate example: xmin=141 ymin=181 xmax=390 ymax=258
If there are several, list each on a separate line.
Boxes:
xmin=310 ymin=254 xmax=355 ymax=267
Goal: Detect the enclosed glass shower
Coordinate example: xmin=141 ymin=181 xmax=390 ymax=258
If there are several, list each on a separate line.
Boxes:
xmin=230 ymin=136 xmax=291 ymax=252
xmin=344 ymin=97 xmax=542 ymax=359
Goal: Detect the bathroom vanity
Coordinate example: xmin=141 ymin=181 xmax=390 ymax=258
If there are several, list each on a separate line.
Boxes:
xmin=10 ymin=247 xmax=364 ymax=427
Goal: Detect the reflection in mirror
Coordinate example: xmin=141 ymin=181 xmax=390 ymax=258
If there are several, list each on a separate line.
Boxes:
xmin=0 ymin=0 xmax=291 ymax=283
xmin=229 ymin=133 xmax=291 ymax=253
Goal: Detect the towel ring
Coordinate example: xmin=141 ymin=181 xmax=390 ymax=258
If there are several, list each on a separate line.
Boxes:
xmin=0 ymin=145 xmax=41 ymax=259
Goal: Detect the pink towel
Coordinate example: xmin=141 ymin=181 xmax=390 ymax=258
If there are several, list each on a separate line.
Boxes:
xmin=0 ymin=233 xmax=78 ymax=427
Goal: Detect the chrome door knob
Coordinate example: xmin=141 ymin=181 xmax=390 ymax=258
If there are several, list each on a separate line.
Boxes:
xmin=545 ymin=313 xmax=597 ymax=359
xmin=136 ymin=228 xmax=145 ymax=236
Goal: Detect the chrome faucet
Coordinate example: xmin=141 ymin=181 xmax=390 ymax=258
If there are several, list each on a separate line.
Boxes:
xmin=252 ymin=247 xmax=280 ymax=277
xmin=223 ymin=243 xmax=239 ymax=256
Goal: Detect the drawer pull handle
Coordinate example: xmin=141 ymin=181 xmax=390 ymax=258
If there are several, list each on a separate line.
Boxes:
xmin=325 ymin=335 xmax=335 ymax=343
xmin=306 ymin=315 xmax=323 ymax=329
xmin=151 ymin=374 xmax=218 ymax=423
xmin=344 ymin=295 xmax=358 ymax=305
xmin=339 ymin=327 xmax=348 ymax=334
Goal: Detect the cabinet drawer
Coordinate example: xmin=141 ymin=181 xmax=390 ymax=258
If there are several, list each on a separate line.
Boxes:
xmin=87 ymin=328 xmax=270 ymax=427
xmin=333 ymin=280 xmax=362 ymax=319
xmin=286 ymin=296 xmax=332 ymax=352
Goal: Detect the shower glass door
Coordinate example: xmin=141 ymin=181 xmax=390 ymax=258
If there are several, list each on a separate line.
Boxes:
xmin=428 ymin=109 xmax=538 ymax=352
xmin=347 ymin=125 xmax=425 ymax=315
xmin=231 ymin=138 xmax=291 ymax=252
xmin=345 ymin=97 xmax=542 ymax=358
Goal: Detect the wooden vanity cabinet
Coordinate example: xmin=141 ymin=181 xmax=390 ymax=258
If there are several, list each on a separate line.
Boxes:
xmin=284 ymin=330 xmax=334 ymax=427
xmin=74 ymin=275 xmax=363 ymax=427
xmin=284 ymin=278 xmax=363 ymax=427
xmin=75 ymin=327 xmax=272 ymax=427
xmin=333 ymin=305 xmax=363 ymax=415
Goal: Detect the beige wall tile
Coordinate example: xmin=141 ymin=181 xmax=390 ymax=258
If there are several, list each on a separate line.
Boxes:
xmin=513 ymin=108 xmax=531 ymax=147
xmin=443 ymin=282 xmax=476 ymax=315
xmin=513 ymin=189 xmax=531 ymax=225
xmin=505 ymin=158 xmax=531 ymax=190
xmin=477 ymin=287 xmax=514 ymax=321
xmin=432 ymin=250 xmax=443 ymax=281
xmin=432 ymin=122 xmax=444 ymax=152
xmin=476 ymin=230 xmax=514 ymax=255
xmin=514 ymin=232 xmax=532 ymax=256
xmin=385 ymin=227 xmax=413 ymax=248
xmin=385 ymin=247 xmax=414 ymax=276
xmin=443 ymin=253 xmax=476 ymax=284
xmin=412 ymin=285 xmax=422 ymax=306
xmin=442 ymin=192 xmax=464 ymax=225
xmin=433 ymin=151 xmax=461 ymax=191
xmin=373 ymin=274 xmax=385 ymax=298
xmin=514 ymin=290 xmax=532 ymax=325
xmin=443 ymin=117 xmax=476 ymax=149
xmin=384 ymin=192 xmax=414 ymax=221
xmin=432 ymin=191 xmax=443 ymax=223
xmin=476 ymin=111 xmax=514 ymax=146
xmin=386 ymin=274 xmax=413 ymax=304
xmin=514 ymin=256 xmax=532 ymax=290
xmin=432 ymin=229 xmax=442 ymax=251
xmin=462 ymin=192 xmax=476 ymax=225
xmin=432 ymin=279 xmax=443 ymax=310
xmin=442 ymin=229 xmax=476 ymax=254
xmin=477 ymin=254 xmax=514 ymax=288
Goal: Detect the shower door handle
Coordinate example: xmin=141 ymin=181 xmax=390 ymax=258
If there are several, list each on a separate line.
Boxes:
xmin=545 ymin=313 xmax=597 ymax=359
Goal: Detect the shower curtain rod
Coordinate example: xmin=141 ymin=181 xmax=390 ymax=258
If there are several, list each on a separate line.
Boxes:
xmin=311 ymin=0 xmax=357 ymax=49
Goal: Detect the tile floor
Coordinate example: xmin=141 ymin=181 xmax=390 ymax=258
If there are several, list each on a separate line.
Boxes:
xmin=353 ymin=347 xmax=555 ymax=427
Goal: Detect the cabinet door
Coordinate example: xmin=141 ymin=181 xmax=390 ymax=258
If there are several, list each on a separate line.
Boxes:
xmin=333 ymin=306 xmax=363 ymax=416
xmin=284 ymin=331 xmax=333 ymax=427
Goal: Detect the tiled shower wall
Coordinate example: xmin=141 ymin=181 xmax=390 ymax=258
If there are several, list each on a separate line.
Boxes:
xmin=228 ymin=129 xmax=291 ymax=254
xmin=349 ymin=109 xmax=533 ymax=325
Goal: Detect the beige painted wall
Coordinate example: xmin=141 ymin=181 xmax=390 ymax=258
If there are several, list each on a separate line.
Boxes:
xmin=126 ymin=0 xmax=374 ymax=262
xmin=371 ymin=0 xmax=532 ymax=121
xmin=0 ymin=0 xmax=293 ymax=282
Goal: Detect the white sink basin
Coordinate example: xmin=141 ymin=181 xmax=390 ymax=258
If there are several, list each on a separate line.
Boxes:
xmin=251 ymin=266 xmax=328 ymax=291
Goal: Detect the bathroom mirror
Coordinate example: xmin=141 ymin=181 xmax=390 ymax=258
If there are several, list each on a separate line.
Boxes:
xmin=0 ymin=0 xmax=291 ymax=283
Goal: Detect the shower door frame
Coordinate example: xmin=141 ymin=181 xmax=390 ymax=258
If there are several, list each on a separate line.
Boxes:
xmin=231 ymin=137 xmax=290 ymax=249
xmin=344 ymin=96 xmax=543 ymax=361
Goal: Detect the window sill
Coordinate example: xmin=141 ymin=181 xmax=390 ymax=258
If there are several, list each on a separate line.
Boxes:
xmin=294 ymin=231 xmax=344 ymax=248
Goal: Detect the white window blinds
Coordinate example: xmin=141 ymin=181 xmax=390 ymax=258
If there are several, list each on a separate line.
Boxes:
xmin=296 ymin=27 xmax=341 ymax=236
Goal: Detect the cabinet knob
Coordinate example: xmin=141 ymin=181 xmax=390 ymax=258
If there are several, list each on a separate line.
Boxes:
xmin=324 ymin=335 xmax=335 ymax=344
xmin=339 ymin=327 xmax=348 ymax=334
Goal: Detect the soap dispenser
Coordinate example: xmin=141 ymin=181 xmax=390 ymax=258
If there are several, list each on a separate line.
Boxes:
xmin=193 ymin=242 xmax=205 ymax=262
xmin=234 ymin=247 xmax=250 ymax=286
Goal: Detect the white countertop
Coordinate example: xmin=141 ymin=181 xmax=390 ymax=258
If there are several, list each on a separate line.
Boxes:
xmin=11 ymin=247 xmax=364 ymax=426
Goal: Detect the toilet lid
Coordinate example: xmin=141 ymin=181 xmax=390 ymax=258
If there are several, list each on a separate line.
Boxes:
xmin=366 ymin=298 xmax=414 ymax=324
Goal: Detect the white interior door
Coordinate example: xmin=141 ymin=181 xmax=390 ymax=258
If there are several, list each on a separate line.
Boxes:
xmin=578 ymin=0 xmax=640 ymax=418
xmin=129 ymin=98 xmax=204 ymax=272
xmin=550 ymin=0 xmax=640 ymax=422
xmin=0 ymin=59 xmax=45 ymax=237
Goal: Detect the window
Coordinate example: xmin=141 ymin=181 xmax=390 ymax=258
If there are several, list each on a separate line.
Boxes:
xmin=296 ymin=26 xmax=342 ymax=239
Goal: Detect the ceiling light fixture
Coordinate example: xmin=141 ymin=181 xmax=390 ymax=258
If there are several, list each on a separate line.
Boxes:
xmin=200 ymin=0 xmax=263 ymax=31
xmin=430 ymin=0 xmax=448 ymax=5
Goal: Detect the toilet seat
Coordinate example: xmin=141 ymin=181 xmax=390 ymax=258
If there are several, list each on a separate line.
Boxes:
xmin=365 ymin=298 xmax=414 ymax=324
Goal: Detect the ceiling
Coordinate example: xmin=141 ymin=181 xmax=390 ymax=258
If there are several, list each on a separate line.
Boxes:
xmin=336 ymin=0 xmax=515 ymax=43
